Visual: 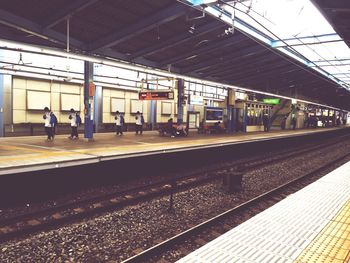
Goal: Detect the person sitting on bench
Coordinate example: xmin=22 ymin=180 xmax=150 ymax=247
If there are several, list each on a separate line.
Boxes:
xmin=167 ymin=118 xmax=176 ymax=137
xmin=213 ymin=121 xmax=224 ymax=133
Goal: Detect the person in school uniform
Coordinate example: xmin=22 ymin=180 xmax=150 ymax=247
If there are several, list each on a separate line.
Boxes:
xmin=263 ymin=113 xmax=270 ymax=132
xmin=115 ymin=110 xmax=124 ymax=136
xmin=135 ymin=111 xmax=144 ymax=135
xmin=43 ymin=107 xmax=56 ymax=141
xmin=68 ymin=108 xmax=81 ymax=140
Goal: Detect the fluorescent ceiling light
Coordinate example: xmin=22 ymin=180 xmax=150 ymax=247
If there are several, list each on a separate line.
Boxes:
xmin=0 ymin=38 xmax=345 ymax=111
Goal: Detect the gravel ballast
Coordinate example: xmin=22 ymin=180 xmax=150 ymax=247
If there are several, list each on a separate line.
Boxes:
xmin=1 ymin=138 xmax=350 ymax=262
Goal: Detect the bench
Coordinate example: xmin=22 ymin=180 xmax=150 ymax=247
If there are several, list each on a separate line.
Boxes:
xmin=198 ymin=123 xmax=226 ymax=134
xmin=159 ymin=123 xmax=188 ymax=137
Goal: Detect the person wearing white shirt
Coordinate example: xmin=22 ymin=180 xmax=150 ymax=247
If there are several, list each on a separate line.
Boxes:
xmin=135 ymin=111 xmax=144 ymax=135
xmin=115 ymin=111 xmax=124 ymax=136
xmin=43 ymin=107 xmax=54 ymax=141
xmin=68 ymin=108 xmax=80 ymax=140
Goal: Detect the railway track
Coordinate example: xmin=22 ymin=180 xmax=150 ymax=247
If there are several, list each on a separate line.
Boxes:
xmin=0 ymin=134 xmax=349 ymax=243
xmin=121 ymin=152 xmax=350 ymax=263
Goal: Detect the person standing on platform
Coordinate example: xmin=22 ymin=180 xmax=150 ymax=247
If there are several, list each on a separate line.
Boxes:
xmin=43 ymin=107 xmax=56 ymax=141
xmin=68 ymin=108 xmax=81 ymax=140
xmin=336 ymin=116 xmax=341 ymax=126
xmin=263 ymin=113 xmax=269 ymax=132
xmin=307 ymin=116 xmax=311 ymax=128
xmin=115 ymin=110 xmax=124 ymax=136
xmin=135 ymin=111 xmax=144 ymax=135
xmin=291 ymin=116 xmax=297 ymax=130
xmin=281 ymin=115 xmax=287 ymax=130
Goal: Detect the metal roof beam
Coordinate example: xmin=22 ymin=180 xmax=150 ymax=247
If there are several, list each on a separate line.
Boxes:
xmin=299 ymin=80 xmax=325 ymax=87
xmin=95 ymin=48 xmax=160 ymax=69
xmin=202 ymin=52 xmax=277 ymax=77
xmin=181 ymin=44 xmax=265 ymax=74
xmin=160 ymin=34 xmax=246 ymax=66
xmin=274 ymin=39 xmax=342 ymax=48
xmin=215 ymin=61 xmax=293 ymax=79
xmin=278 ymin=33 xmax=338 ymax=42
xmin=43 ymin=0 xmax=100 ymax=29
xmin=317 ymin=0 xmax=350 ymax=10
xmin=225 ymin=64 xmax=296 ymax=82
xmin=89 ymin=3 xmax=188 ymax=51
xmin=0 ymin=8 xmax=83 ymax=48
xmin=240 ymin=72 xmax=313 ymax=87
xmin=275 ymin=77 xmax=321 ymax=89
xmin=271 ymin=33 xmax=341 ymax=48
xmin=324 ymin=8 xmax=350 ymax=12
xmin=316 ymin=63 xmax=350 ymax=68
xmin=130 ymin=21 xmax=223 ymax=60
xmin=237 ymin=78 xmax=322 ymax=94
xmin=201 ymin=56 xmax=274 ymax=78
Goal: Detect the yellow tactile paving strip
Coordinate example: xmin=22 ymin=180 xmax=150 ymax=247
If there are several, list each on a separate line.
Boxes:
xmin=295 ymin=199 xmax=350 ymax=263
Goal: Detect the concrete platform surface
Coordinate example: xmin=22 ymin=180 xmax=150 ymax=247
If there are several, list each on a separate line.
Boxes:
xmin=178 ymin=161 xmax=350 ymax=263
xmin=0 ymin=127 xmax=346 ymax=175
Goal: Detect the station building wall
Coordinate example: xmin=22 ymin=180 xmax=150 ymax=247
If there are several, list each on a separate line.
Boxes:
xmin=102 ymin=87 xmax=149 ymax=124
xmin=10 ymin=77 xmax=188 ymax=128
xmin=12 ymin=77 xmax=84 ymax=124
xmin=2 ymin=75 xmax=12 ymax=125
xmin=155 ymin=88 xmax=183 ymax=123
xmin=155 ymin=100 xmax=178 ymax=123
xmin=7 ymin=76 xmax=320 ymax=135
xmin=100 ymin=87 xmax=185 ymax=125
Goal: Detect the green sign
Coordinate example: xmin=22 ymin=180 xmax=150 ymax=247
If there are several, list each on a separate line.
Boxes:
xmin=263 ymin=98 xmax=280 ymax=105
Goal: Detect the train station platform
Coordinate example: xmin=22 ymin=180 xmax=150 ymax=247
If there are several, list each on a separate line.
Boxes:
xmin=0 ymin=127 xmax=347 ymax=176
xmin=178 ymin=161 xmax=350 ymax=263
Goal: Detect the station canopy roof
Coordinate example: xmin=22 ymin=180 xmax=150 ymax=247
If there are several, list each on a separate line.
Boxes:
xmin=0 ymin=0 xmax=349 ymax=109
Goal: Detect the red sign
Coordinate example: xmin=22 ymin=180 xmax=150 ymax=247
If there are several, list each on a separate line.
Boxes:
xmin=139 ymin=91 xmax=174 ymax=100
xmin=89 ymin=82 xmax=96 ymax=97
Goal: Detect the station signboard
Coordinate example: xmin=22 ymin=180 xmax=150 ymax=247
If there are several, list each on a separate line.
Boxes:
xmin=235 ymin=91 xmax=247 ymax=101
xmin=139 ymin=90 xmax=174 ymax=100
xmin=263 ymin=98 xmax=280 ymax=105
xmin=189 ymin=94 xmax=204 ymax=105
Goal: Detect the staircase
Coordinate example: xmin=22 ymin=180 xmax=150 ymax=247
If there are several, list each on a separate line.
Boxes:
xmin=270 ymin=99 xmax=291 ymax=129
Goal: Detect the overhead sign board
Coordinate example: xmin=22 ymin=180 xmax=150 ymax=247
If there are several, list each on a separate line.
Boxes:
xmin=263 ymin=98 xmax=280 ymax=105
xmin=235 ymin=91 xmax=247 ymax=101
xmin=139 ymin=91 xmax=174 ymax=100
xmin=189 ymin=94 xmax=204 ymax=105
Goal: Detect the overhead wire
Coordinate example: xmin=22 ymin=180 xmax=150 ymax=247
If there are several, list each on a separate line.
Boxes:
xmin=216 ymin=0 xmax=349 ymax=89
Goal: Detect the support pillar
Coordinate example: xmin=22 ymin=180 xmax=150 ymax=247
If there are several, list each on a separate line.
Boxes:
xmin=149 ymin=100 xmax=157 ymax=130
xmin=84 ymin=61 xmax=94 ymax=139
xmin=93 ymin=85 xmax=102 ymax=133
xmin=177 ymin=78 xmax=184 ymax=124
xmin=0 ymin=74 xmax=4 ymax=137
xmin=227 ymin=89 xmax=235 ymax=133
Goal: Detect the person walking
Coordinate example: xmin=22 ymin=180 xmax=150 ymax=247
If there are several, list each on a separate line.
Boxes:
xmin=68 ymin=108 xmax=81 ymax=140
xmin=115 ymin=110 xmax=124 ymax=136
xmin=43 ymin=107 xmax=56 ymax=141
xmin=135 ymin=111 xmax=144 ymax=135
